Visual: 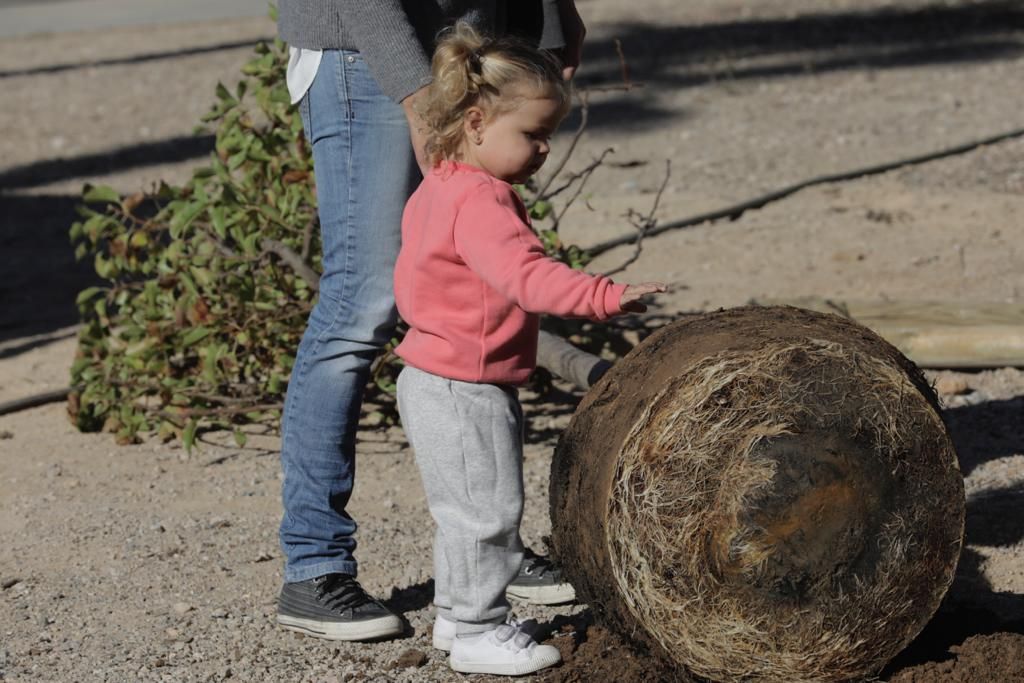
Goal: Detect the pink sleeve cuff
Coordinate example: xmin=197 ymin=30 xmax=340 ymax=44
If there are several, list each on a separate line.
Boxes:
xmin=603 ymin=282 xmax=629 ymax=319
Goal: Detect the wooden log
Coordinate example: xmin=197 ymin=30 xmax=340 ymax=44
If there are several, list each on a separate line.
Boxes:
xmin=754 ymin=298 xmax=1024 ymax=368
xmin=535 ymin=330 xmax=612 ymax=390
xmin=550 ymin=306 xmax=965 ymax=682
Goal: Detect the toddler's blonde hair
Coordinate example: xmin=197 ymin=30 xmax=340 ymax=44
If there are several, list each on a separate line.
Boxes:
xmin=418 ymin=22 xmax=571 ymax=167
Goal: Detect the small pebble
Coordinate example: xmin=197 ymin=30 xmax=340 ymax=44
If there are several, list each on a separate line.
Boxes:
xmin=388 ymin=648 xmax=429 ymax=670
xmin=172 ymin=602 xmax=194 ymax=615
xmin=935 ymin=375 xmax=969 ymax=395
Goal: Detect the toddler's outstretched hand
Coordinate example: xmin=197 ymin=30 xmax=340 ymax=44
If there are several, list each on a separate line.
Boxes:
xmin=620 ymin=282 xmax=667 ymax=313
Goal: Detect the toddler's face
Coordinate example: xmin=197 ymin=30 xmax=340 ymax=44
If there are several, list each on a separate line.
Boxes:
xmin=465 ymin=97 xmax=563 ymax=184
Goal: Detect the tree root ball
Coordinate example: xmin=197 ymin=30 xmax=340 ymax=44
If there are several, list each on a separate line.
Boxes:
xmin=550 ymin=306 xmax=965 ymax=682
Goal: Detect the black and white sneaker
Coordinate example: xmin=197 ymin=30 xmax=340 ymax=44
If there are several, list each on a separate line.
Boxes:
xmin=277 ymin=574 xmax=403 ymax=641
xmin=505 ymin=550 xmax=576 ymax=605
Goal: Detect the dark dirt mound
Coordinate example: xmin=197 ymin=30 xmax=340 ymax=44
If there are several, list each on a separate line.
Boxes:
xmin=885 ymin=632 xmax=1024 ymax=682
xmin=542 ymin=607 xmax=1024 ymax=683
xmin=882 ymin=606 xmax=1024 ymax=682
xmin=540 ymin=617 xmax=691 ymax=683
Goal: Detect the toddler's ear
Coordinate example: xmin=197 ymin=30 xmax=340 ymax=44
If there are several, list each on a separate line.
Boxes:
xmin=464 ymin=107 xmax=485 ymax=144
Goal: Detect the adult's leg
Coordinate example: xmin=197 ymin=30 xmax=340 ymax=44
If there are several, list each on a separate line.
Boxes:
xmin=279 ymin=49 xmax=419 ymax=582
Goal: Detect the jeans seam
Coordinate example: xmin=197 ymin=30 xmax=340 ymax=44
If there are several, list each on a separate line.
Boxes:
xmin=341 ymin=54 xmax=356 ymax=311
xmin=335 ymin=50 xmax=354 ymax=120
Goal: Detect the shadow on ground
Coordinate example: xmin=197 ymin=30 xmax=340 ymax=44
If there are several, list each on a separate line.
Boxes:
xmin=574 ymin=0 xmax=1024 ymax=128
xmin=946 ymin=396 xmax=1024 ymax=476
xmin=0 ymin=135 xmax=215 ymax=192
xmin=0 ymin=193 xmax=99 ymax=343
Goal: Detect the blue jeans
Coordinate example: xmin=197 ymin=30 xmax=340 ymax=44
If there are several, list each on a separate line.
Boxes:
xmin=279 ymin=50 xmax=419 ymax=583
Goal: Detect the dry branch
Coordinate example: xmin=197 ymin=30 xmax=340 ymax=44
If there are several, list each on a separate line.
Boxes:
xmin=758 ymin=298 xmax=1024 ymax=368
xmin=584 ymin=126 xmax=1024 ymax=258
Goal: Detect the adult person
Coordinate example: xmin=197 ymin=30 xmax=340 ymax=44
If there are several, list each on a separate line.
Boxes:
xmin=274 ymin=0 xmax=587 ymax=641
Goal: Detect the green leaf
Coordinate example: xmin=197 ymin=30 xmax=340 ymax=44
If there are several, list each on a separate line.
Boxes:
xmin=233 ymin=429 xmax=248 ymax=447
xmin=177 ymin=270 xmax=199 ymax=297
xmin=529 ymin=199 xmax=553 ymax=220
xmin=182 ymin=419 xmax=198 ymax=452
xmin=182 ymin=327 xmax=213 ymax=347
xmin=215 ymin=82 xmax=235 ymax=104
xmin=125 ymin=338 xmax=154 ymax=357
xmin=82 ymin=184 xmax=121 ymax=204
xmin=227 ymin=149 xmax=248 ymax=170
xmin=211 ymin=206 xmax=227 ymax=238
xmin=76 ymin=287 xmax=104 ymax=306
xmin=190 ymin=266 xmax=214 ymax=288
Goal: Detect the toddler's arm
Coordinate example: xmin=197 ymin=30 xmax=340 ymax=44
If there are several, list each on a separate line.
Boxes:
xmin=455 ymin=182 xmax=659 ymax=320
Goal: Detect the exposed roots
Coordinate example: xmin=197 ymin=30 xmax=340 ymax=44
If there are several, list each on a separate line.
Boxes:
xmin=605 ymin=339 xmax=961 ymax=682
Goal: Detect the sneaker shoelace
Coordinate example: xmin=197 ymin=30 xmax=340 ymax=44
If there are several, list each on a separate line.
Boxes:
xmin=314 ymin=574 xmax=376 ymax=612
xmin=522 ymin=552 xmax=560 ymax=580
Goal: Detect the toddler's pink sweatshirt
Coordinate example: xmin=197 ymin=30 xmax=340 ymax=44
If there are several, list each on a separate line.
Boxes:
xmin=394 ymin=161 xmax=627 ymax=385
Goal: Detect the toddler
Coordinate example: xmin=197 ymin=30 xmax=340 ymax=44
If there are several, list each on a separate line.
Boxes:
xmin=394 ymin=23 xmax=665 ymax=676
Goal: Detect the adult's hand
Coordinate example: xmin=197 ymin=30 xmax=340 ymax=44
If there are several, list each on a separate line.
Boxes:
xmin=556 ymin=0 xmax=586 ymax=80
xmin=401 ymin=86 xmax=431 ymax=176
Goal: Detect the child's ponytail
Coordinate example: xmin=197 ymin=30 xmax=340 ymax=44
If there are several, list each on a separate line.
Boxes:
xmin=417 ymin=22 xmax=570 ymax=167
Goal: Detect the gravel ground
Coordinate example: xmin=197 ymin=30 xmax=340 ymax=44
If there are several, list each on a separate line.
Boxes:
xmin=1 ymin=0 xmax=1023 ymax=681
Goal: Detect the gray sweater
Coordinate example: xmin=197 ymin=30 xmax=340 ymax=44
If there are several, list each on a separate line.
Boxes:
xmin=277 ymin=0 xmax=566 ymax=102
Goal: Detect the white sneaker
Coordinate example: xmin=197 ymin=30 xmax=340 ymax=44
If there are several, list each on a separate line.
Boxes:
xmin=449 ymin=621 xmax=562 ymax=676
xmin=432 ymin=613 xmax=456 ymax=651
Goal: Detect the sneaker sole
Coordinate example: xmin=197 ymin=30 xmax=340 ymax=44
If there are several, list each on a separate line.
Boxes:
xmin=432 ymin=633 xmax=453 ymax=652
xmin=505 ymin=583 xmax=576 ymax=605
xmin=450 ymin=649 xmax=562 ymax=676
xmin=277 ymin=613 xmax=403 ymax=641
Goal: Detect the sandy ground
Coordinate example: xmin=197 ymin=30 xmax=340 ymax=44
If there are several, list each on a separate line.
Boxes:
xmin=1 ymin=0 xmax=1023 ymax=681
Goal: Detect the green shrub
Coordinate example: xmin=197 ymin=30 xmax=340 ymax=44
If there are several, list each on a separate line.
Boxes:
xmin=70 ymin=37 xmax=317 ymax=449
xmin=69 ymin=34 xmax=601 ymax=450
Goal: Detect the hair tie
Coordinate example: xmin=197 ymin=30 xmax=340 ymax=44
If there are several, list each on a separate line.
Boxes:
xmin=468 ymin=48 xmax=484 ymax=72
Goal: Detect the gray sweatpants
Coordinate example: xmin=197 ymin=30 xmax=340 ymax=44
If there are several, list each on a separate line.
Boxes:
xmin=396 ymin=365 xmax=525 ymax=635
